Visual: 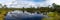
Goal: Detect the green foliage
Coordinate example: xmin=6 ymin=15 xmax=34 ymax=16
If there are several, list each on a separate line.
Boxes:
xmin=52 ymin=3 xmax=60 ymax=8
xmin=26 ymin=8 xmax=36 ymax=13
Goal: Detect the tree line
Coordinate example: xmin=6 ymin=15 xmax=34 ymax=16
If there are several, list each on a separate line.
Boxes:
xmin=0 ymin=3 xmax=60 ymax=13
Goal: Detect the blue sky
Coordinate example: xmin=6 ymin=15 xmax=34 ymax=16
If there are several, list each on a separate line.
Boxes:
xmin=33 ymin=0 xmax=45 ymax=2
xmin=0 ymin=0 xmax=60 ymax=8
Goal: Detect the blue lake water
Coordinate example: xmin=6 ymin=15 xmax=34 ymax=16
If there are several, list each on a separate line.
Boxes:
xmin=5 ymin=10 xmax=48 ymax=20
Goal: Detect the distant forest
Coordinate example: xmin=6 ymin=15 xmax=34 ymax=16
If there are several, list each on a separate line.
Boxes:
xmin=0 ymin=3 xmax=60 ymax=13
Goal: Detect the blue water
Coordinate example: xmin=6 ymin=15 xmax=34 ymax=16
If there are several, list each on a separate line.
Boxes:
xmin=5 ymin=10 xmax=46 ymax=20
xmin=5 ymin=14 xmax=44 ymax=20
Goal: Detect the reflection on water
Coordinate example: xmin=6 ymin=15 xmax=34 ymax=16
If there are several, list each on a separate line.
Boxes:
xmin=5 ymin=10 xmax=48 ymax=20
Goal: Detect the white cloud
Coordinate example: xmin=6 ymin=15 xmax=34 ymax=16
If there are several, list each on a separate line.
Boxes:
xmin=46 ymin=0 xmax=60 ymax=5
xmin=0 ymin=0 xmax=60 ymax=8
xmin=9 ymin=0 xmax=47 ymax=8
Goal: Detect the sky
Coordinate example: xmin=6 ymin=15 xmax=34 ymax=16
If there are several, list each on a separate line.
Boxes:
xmin=0 ymin=0 xmax=60 ymax=8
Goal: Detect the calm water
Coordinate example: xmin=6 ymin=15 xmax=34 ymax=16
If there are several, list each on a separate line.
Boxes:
xmin=5 ymin=10 xmax=48 ymax=20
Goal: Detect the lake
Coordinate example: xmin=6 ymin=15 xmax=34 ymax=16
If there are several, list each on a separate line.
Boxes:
xmin=5 ymin=10 xmax=48 ymax=20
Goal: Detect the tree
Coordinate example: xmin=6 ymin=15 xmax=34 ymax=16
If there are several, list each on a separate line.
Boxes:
xmin=0 ymin=4 xmax=2 ymax=8
xmin=52 ymin=3 xmax=60 ymax=8
xmin=22 ymin=7 xmax=24 ymax=13
xmin=52 ymin=3 xmax=56 ymax=7
xmin=37 ymin=7 xmax=40 ymax=10
xmin=52 ymin=3 xmax=60 ymax=16
xmin=4 ymin=5 xmax=7 ymax=8
xmin=2 ymin=5 xmax=7 ymax=8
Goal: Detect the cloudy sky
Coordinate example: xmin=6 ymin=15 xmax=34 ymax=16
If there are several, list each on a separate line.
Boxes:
xmin=0 ymin=0 xmax=60 ymax=8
